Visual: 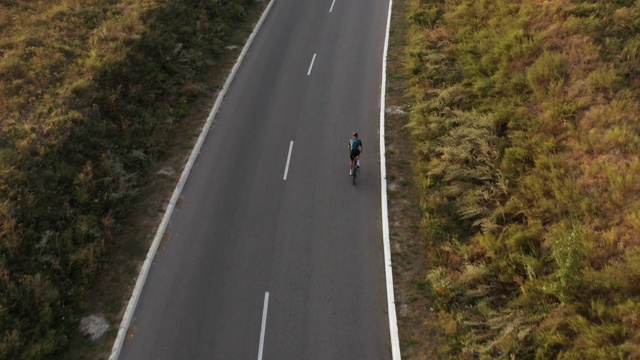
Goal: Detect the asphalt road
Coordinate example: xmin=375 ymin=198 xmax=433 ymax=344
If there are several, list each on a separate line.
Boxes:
xmin=119 ymin=0 xmax=391 ymax=358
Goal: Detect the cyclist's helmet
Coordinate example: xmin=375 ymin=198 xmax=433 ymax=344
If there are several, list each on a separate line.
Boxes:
xmin=353 ymin=132 xmax=358 ymax=137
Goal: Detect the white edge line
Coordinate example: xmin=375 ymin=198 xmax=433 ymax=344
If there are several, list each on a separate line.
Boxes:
xmin=283 ymin=141 xmax=294 ymax=180
xmin=329 ymin=0 xmax=336 ymax=12
xmin=257 ymin=292 xmax=270 ymax=360
xmin=380 ymin=0 xmax=401 ymax=359
xmin=108 ymin=1 xmax=277 ymax=359
xmin=307 ymin=53 xmax=317 ymax=76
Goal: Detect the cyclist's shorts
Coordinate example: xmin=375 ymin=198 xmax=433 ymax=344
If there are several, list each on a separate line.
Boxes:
xmin=350 ymin=149 xmax=361 ymax=160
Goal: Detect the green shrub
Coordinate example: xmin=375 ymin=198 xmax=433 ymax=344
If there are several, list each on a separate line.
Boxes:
xmin=526 ymin=52 xmax=568 ymax=100
xmin=586 ymin=66 xmax=622 ymax=95
xmin=408 ymin=0 xmax=443 ymax=29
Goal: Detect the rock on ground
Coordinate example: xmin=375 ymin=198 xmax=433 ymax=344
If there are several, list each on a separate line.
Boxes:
xmin=79 ymin=314 xmax=110 ymax=341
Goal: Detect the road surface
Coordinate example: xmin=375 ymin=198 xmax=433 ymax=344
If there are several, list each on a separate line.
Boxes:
xmin=119 ymin=0 xmax=391 ymax=358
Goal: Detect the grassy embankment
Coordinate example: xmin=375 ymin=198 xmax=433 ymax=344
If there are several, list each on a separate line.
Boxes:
xmin=406 ymin=0 xmax=640 ymax=358
xmin=0 ymin=0 xmax=253 ymax=358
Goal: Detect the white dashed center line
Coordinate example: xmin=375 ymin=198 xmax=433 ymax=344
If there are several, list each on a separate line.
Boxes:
xmin=257 ymin=292 xmax=270 ymax=360
xmin=283 ymin=141 xmax=294 ymax=180
xmin=307 ymin=53 xmax=317 ymax=76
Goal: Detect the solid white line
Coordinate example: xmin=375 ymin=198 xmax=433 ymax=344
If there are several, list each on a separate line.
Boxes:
xmin=380 ymin=0 xmax=401 ymax=359
xmin=108 ymin=1 xmax=278 ymax=359
xmin=329 ymin=0 xmax=336 ymax=12
xmin=257 ymin=292 xmax=270 ymax=360
xmin=307 ymin=53 xmax=317 ymax=75
xmin=283 ymin=141 xmax=294 ymax=180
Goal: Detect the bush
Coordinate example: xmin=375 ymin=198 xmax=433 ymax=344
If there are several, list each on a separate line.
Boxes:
xmin=526 ymin=51 xmax=568 ymax=100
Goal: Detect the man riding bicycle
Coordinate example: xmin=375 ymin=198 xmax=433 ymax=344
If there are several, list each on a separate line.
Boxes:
xmin=348 ymin=132 xmax=363 ymax=175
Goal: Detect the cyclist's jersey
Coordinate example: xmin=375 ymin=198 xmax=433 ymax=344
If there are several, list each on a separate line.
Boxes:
xmin=349 ymin=138 xmax=362 ymax=151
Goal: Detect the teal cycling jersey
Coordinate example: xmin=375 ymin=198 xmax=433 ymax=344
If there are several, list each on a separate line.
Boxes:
xmin=349 ymin=138 xmax=362 ymax=150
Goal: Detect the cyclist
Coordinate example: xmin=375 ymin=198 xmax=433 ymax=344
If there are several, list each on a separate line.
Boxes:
xmin=348 ymin=132 xmax=363 ymax=175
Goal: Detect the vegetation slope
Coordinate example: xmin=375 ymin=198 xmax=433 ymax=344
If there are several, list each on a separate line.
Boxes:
xmin=406 ymin=0 xmax=640 ymax=358
xmin=0 ymin=0 xmax=252 ymax=358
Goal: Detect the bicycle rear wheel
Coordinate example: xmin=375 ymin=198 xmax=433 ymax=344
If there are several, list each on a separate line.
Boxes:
xmin=352 ymin=162 xmax=357 ymax=185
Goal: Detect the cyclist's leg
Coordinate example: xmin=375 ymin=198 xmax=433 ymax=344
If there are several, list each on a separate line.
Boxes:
xmin=349 ymin=154 xmax=354 ymax=174
xmin=351 ymin=149 xmax=360 ymax=168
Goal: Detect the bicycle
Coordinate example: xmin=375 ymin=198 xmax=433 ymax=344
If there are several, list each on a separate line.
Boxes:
xmin=351 ymin=158 xmax=358 ymax=185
